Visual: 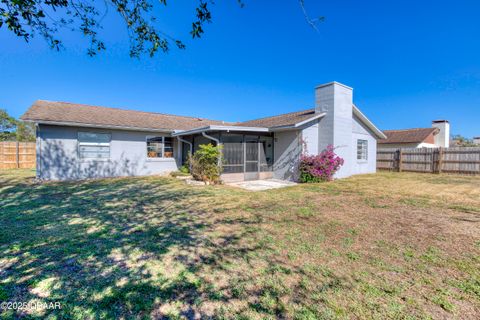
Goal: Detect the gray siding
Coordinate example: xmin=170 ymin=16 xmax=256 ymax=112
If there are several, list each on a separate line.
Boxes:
xmin=273 ymin=130 xmax=301 ymax=181
xmin=37 ymin=125 xmax=179 ymax=180
xmin=351 ymin=115 xmax=377 ymax=174
xmin=298 ymin=114 xmax=378 ymax=179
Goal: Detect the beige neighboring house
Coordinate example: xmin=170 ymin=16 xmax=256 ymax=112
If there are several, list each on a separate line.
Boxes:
xmin=474 ymin=137 xmax=480 ymax=145
xmin=379 ymin=120 xmax=450 ymax=149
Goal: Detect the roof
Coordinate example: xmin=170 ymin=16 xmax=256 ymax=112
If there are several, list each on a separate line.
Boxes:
xmin=21 ymin=100 xmax=384 ymax=139
xmin=21 ymin=100 xmax=228 ymax=132
xmin=380 ymin=128 xmax=439 ymax=144
xmin=237 ymin=108 xmax=318 ymax=128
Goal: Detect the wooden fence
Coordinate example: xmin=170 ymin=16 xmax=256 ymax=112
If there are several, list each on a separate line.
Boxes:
xmin=377 ymin=147 xmax=480 ymax=175
xmin=0 ymin=141 xmax=36 ymax=169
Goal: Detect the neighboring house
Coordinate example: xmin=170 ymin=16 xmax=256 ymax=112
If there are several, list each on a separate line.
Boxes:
xmin=21 ymin=81 xmax=386 ymax=181
xmin=379 ymin=120 xmax=450 ymax=149
xmin=473 ymin=137 xmax=480 ymax=145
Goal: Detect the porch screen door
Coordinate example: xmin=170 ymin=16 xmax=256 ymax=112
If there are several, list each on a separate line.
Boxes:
xmin=244 ymin=140 xmax=259 ymax=180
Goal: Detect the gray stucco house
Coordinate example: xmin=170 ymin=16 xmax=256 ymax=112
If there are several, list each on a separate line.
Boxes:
xmin=21 ymin=81 xmax=386 ymax=181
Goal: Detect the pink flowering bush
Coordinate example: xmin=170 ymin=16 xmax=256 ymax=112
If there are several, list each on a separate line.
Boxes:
xmin=299 ymin=145 xmax=344 ymax=182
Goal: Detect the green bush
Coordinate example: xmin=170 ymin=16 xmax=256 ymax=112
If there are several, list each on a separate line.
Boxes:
xmin=189 ymin=144 xmax=223 ymax=184
xmin=179 ymin=164 xmax=190 ymax=174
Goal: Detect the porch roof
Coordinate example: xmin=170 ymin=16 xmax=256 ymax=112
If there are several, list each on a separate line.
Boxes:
xmin=172 ymin=112 xmax=327 ymax=137
xmin=172 ymin=125 xmax=269 ymax=137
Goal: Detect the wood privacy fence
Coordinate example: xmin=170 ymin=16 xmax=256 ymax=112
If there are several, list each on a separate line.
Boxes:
xmin=377 ymin=147 xmax=480 ymax=175
xmin=0 ymin=141 xmax=36 ymax=169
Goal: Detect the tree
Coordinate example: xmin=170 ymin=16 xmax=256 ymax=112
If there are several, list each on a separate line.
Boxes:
xmin=0 ymin=1 xmax=322 ymax=57
xmin=0 ymin=109 xmax=17 ymax=141
xmin=451 ymin=134 xmax=477 ymax=147
xmin=16 ymin=121 xmax=36 ymax=142
xmin=0 ymin=109 xmax=36 ymax=142
xmin=0 ymin=0 xmax=220 ymax=57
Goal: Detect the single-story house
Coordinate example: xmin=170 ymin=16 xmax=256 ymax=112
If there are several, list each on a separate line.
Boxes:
xmin=379 ymin=120 xmax=450 ymax=149
xmin=21 ymin=81 xmax=386 ymax=181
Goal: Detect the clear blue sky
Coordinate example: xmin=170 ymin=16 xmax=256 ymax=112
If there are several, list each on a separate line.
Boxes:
xmin=1 ymin=0 xmax=479 ymax=137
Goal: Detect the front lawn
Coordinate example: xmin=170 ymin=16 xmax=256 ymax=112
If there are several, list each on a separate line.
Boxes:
xmin=1 ymin=170 xmax=479 ymax=319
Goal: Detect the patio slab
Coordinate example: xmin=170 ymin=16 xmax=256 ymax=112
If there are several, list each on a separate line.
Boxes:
xmin=227 ymin=179 xmax=297 ymax=191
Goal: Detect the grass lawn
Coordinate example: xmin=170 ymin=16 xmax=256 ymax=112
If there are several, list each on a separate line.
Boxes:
xmin=0 ymin=170 xmax=479 ymax=319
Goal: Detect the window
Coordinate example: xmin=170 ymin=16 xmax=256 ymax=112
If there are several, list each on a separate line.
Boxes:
xmin=357 ymin=139 xmax=368 ymax=160
xmin=78 ymin=132 xmax=111 ymax=159
xmin=147 ymin=136 xmax=173 ymax=158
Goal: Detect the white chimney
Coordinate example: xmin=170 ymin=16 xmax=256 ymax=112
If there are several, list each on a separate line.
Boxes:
xmin=432 ymin=120 xmax=450 ymax=148
xmin=315 ymin=81 xmax=353 ymax=178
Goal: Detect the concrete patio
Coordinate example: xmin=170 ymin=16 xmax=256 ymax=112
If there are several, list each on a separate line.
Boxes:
xmin=227 ymin=179 xmax=297 ymax=191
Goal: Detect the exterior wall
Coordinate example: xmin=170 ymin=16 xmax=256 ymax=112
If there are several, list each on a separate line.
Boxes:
xmin=299 ymin=115 xmax=378 ymax=179
xmin=351 ymin=115 xmax=377 ymax=174
xmin=273 ymin=130 xmax=301 ymax=181
xmin=36 ymin=124 xmax=179 ymax=180
xmin=315 ymin=82 xmax=353 ymax=178
xmin=301 ymin=121 xmax=319 ymax=155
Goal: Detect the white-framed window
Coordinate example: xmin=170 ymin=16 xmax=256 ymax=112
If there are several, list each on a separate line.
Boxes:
xmin=357 ymin=139 xmax=368 ymax=160
xmin=147 ymin=136 xmax=174 ymax=158
xmin=78 ymin=132 xmax=111 ymax=159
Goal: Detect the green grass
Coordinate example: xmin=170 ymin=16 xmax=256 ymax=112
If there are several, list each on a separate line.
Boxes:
xmin=0 ymin=169 xmax=479 ymax=319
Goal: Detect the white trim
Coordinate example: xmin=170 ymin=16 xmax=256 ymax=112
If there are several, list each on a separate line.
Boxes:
xmin=28 ymin=120 xmax=174 ymax=133
xmin=315 ymin=81 xmax=353 ymax=90
xmin=352 ymin=105 xmax=387 ymax=140
xmin=172 ymin=125 xmax=269 ymax=137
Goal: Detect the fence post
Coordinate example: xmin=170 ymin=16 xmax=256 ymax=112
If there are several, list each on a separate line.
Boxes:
xmin=437 ymin=147 xmax=443 ymax=174
xmin=398 ymin=149 xmax=403 ymax=172
xmin=16 ymin=141 xmax=20 ymax=169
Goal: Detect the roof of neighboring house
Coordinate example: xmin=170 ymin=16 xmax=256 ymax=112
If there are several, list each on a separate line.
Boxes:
xmin=380 ymin=128 xmax=439 ymax=144
xmin=21 ymin=100 xmax=229 ymax=132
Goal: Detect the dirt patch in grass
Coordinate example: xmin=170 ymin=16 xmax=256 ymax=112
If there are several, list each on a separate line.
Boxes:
xmin=0 ymin=169 xmax=479 ymax=319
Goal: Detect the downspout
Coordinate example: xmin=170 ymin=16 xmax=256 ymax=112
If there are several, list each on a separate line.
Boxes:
xmin=36 ymin=123 xmax=41 ymax=180
xmin=201 ymin=131 xmax=222 ymax=167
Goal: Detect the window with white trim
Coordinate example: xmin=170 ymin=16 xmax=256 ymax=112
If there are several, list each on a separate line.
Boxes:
xmin=147 ymin=136 xmax=173 ymax=158
xmin=357 ymin=139 xmax=368 ymax=160
xmin=78 ymin=132 xmax=111 ymax=159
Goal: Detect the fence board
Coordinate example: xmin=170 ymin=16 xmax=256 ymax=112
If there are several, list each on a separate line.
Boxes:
xmin=0 ymin=141 xmax=36 ymax=169
xmin=377 ymin=147 xmax=480 ymax=175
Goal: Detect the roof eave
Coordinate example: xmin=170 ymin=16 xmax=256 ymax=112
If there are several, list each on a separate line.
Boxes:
xmin=172 ymin=125 xmax=270 ymax=137
xmin=30 ymin=120 xmax=174 ymax=133
xmin=269 ymin=113 xmax=326 ymax=132
xmin=352 ymin=105 xmax=387 ymax=139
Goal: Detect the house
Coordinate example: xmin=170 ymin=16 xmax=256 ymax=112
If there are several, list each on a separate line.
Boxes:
xmin=379 ymin=120 xmax=450 ymax=149
xmin=474 ymin=137 xmax=480 ymax=145
xmin=21 ymin=81 xmax=386 ymax=181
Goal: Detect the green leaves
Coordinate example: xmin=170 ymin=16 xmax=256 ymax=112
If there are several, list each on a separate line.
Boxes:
xmin=0 ymin=0 xmax=216 ymax=57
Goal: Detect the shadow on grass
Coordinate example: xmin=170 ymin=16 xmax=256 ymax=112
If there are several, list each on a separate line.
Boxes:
xmin=0 ymin=174 xmax=265 ymax=318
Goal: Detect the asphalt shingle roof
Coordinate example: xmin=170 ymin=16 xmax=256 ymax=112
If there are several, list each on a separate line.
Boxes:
xmin=21 ymin=100 xmax=320 ymax=131
xmin=21 ymin=100 xmax=229 ymax=131
xmin=380 ymin=128 xmax=438 ymax=144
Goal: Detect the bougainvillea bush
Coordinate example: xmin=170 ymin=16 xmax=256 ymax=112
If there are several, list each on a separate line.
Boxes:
xmin=299 ymin=145 xmax=344 ymax=182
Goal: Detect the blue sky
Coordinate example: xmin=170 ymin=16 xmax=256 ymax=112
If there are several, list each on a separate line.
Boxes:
xmin=1 ymin=0 xmax=479 ymax=137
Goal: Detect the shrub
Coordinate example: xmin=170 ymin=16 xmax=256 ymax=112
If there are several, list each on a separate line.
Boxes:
xmin=179 ymin=164 xmax=190 ymax=174
xmin=189 ymin=143 xmax=223 ymax=184
xmin=299 ymin=145 xmax=344 ymax=182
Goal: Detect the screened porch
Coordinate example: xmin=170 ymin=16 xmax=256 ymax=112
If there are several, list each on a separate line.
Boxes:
xmin=179 ymin=131 xmax=274 ymax=182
